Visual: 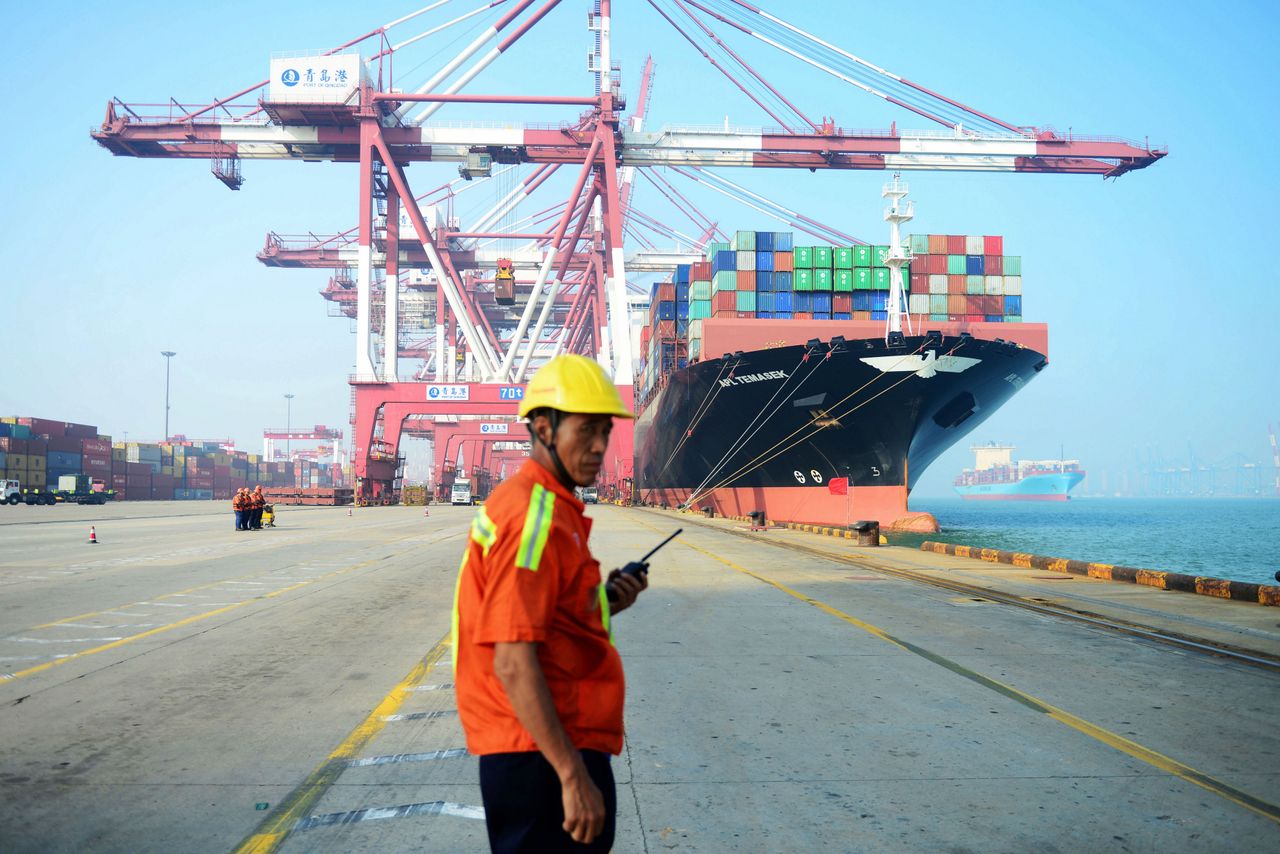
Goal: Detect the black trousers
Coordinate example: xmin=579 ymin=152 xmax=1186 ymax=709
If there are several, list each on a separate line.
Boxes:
xmin=479 ymin=750 xmax=615 ymax=854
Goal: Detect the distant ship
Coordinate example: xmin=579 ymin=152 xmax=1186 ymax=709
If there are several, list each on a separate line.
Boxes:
xmin=954 ymin=442 xmax=1084 ymax=501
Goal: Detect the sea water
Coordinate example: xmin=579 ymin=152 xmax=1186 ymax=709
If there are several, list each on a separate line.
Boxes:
xmin=897 ymin=498 xmax=1280 ymax=586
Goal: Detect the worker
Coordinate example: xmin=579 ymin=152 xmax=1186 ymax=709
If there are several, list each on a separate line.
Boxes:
xmin=232 ymin=488 xmax=247 ymax=531
xmin=453 ymin=354 xmax=646 ymax=853
xmin=249 ymin=486 xmax=265 ymax=530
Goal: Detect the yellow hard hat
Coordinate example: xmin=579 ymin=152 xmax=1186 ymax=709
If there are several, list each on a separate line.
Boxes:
xmin=519 ymin=354 xmax=634 ymax=419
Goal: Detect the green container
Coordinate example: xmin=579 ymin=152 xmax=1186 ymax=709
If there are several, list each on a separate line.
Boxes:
xmin=691 ymin=280 xmax=712 ymax=300
xmin=712 ymin=270 xmax=737 ymax=293
xmin=689 ymin=299 xmax=712 ymax=320
xmin=794 ymin=246 xmax=813 ymax=268
xmin=908 ymin=234 xmax=930 ymax=255
xmin=795 ymin=269 xmax=814 ymax=291
xmin=929 ymin=295 xmax=949 ymax=314
xmin=872 ymin=245 xmax=889 ymax=267
xmin=853 ymin=245 xmax=872 ymax=267
xmin=732 ymin=230 xmax=756 ymax=251
xmin=705 ymin=242 xmax=730 ymax=258
xmin=947 ymin=255 xmax=967 ymax=275
xmin=873 ymin=268 xmax=890 ymax=289
xmin=834 ymin=269 xmax=854 ymax=292
xmin=854 ymin=268 xmax=873 ymax=290
xmin=1003 ymin=256 xmax=1022 ymax=276
xmin=1006 ymin=314 xmax=1022 ymax=323
xmin=928 ymin=313 xmax=949 ymax=321
xmin=814 ymin=269 xmax=833 ymax=290
xmin=965 ymin=275 xmax=984 ymax=295
xmin=812 ymin=246 xmax=832 ymax=268
xmin=833 ymin=247 xmax=854 ymax=269
xmin=735 ymin=290 xmax=756 ymax=312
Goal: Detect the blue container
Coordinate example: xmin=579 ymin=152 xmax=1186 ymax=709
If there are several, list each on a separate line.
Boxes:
xmin=853 ymin=291 xmax=872 ymax=311
xmin=0 ymin=423 xmax=10 ymax=438
xmin=813 ymin=312 xmax=832 ymax=320
xmin=813 ymin=293 xmax=833 ymax=312
xmin=1004 ymin=295 xmax=1022 ymax=315
xmin=677 ymin=303 xmax=689 ymax=320
xmin=966 ymin=255 xmax=984 ymax=275
xmin=47 ymin=451 xmax=82 ymax=469
xmin=676 ymin=264 xmax=691 ymax=283
xmin=985 ymin=315 xmax=1005 ymax=322
xmin=677 ymin=318 xmax=689 ymax=335
xmin=871 ymin=310 xmax=888 ymax=320
xmin=712 ymin=250 xmax=736 ymax=274
xmin=795 ymin=292 xmax=813 ymax=312
xmin=756 ymin=310 xmax=774 ymax=319
xmin=12 ymin=425 xmax=32 ymax=439
xmin=775 ymin=292 xmax=794 ymax=312
xmin=774 ymin=311 xmax=793 ymax=319
xmin=756 ymin=251 xmax=774 ymax=272
xmin=756 ymin=231 xmax=775 ymax=252
xmin=833 ymin=312 xmax=853 ymax=320
xmin=757 ymin=292 xmax=776 ymax=312
xmin=657 ymin=301 xmax=676 ymax=321
xmin=774 ymin=231 xmax=794 ymax=252
xmin=871 ymin=292 xmax=889 ymax=311
xmin=756 ymin=271 xmax=774 ymax=292
xmin=676 ymin=283 xmax=690 ymax=302
xmin=774 ymin=271 xmax=793 ymax=291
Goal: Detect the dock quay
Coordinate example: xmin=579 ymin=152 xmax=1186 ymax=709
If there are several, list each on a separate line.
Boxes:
xmin=2 ymin=503 xmax=1277 ymax=852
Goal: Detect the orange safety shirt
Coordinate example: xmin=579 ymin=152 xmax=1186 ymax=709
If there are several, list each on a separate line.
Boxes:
xmin=453 ymin=460 xmax=624 ymax=756
xmin=233 ymin=493 xmax=246 ymax=510
xmin=251 ymin=492 xmax=264 ymax=509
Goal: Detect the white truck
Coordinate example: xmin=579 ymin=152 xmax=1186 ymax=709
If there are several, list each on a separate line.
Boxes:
xmin=3 ymin=476 xmax=113 ymax=506
xmin=450 ymin=478 xmax=473 ymax=506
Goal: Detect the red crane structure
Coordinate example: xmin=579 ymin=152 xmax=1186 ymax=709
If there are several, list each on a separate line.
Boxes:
xmin=92 ymin=0 xmax=1165 ymax=504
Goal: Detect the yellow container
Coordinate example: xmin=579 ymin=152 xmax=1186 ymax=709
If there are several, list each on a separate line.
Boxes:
xmin=8 ymin=454 xmax=28 ymax=470
xmin=112 ymin=448 xmax=126 ymax=461
xmin=161 ymin=466 xmax=174 ymax=476
xmin=29 ymin=456 xmax=46 ymax=471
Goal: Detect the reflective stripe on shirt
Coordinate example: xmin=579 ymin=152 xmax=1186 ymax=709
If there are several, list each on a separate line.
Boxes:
xmin=517 ymin=483 xmax=556 ymax=571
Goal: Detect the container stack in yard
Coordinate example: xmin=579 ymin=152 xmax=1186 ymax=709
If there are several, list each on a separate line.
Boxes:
xmin=638 ymin=231 xmax=1023 ymax=402
xmin=1 ymin=416 xmax=350 ymax=503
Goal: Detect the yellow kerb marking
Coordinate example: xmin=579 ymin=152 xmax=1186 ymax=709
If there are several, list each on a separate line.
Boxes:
xmin=1136 ymin=569 xmax=1167 ymax=589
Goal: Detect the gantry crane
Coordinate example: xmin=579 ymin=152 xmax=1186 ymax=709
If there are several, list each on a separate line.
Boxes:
xmin=92 ymin=0 xmax=1164 ymax=503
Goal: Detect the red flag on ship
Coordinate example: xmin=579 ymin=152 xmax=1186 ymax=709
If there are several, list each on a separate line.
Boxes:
xmin=827 ymin=477 xmax=849 ymax=496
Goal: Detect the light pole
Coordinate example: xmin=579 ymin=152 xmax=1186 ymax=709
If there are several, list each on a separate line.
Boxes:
xmin=161 ymin=351 xmax=177 ymax=441
xmin=283 ymin=394 xmax=295 ymax=460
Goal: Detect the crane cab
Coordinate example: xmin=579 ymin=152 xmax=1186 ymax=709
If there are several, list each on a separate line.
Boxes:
xmin=494 ymin=258 xmax=515 ymax=305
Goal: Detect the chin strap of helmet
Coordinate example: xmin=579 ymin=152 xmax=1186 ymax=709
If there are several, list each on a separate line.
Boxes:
xmin=531 ymin=408 xmax=575 ymax=491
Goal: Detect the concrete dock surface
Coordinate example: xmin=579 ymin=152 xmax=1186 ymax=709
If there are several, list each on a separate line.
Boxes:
xmin=1 ymin=502 xmax=1277 ymax=852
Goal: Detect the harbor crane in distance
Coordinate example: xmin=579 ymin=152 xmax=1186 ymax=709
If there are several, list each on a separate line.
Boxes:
xmin=91 ymin=0 xmax=1166 ymax=504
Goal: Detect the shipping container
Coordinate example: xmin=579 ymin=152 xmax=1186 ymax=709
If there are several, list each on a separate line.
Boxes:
xmin=833 ymin=247 xmax=853 ymax=269
xmin=948 ymin=275 xmax=966 ymax=295
xmin=794 ymin=246 xmax=812 ymax=268
xmin=732 ymin=230 xmax=756 ymax=251
xmin=853 ymin=245 xmax=872 ymax=267
xmin=1003 ymin=256 xmax=1022 ymax=276
xmin=814 ymin=269 xmax=833 ymax=291
xmin=985 ymin=276 xmax=1005 ymax=296
xmin=812 ymin=246 xmax=832 ymax=268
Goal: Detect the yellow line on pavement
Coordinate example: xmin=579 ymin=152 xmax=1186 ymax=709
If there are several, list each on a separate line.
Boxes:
xmin=233 ymin=632 xmax=453 ymax=854
xmin=3 ymin=530 xmax=459 ymax=684
xmin=679 ymin=537 xmax=1280 ymax=826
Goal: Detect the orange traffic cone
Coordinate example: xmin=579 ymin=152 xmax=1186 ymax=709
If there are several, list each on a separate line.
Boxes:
xmin=424 ymin=508 xmax=429 ymax=516
xmin=88 ymin=526 xmax=99 ymax=544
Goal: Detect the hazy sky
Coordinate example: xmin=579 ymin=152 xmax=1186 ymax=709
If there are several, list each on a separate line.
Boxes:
xmin=3 ymin=1 xmax=1277 ymax=497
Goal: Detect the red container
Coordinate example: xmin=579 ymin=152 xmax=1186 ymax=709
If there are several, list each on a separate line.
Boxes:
xmin=0 ymin=437 xmax=26 ymax=453
xmin=713 ymin=292 xmax=737 ymax=311
xmin=26 ymin=438 xmax=47 ymax=454
xmin=927 ymin=234 xmax=948 ymax=254
xmin=948 ymin=294 xmax=967 ymax=314
xmin=80 ymin=438 xmax=111 ymax=455
xmin=833 ymin=294 xmax=853 ymax=312
xmin=151 ymin=487 xmax=175 ymax=501
xmin=948 ymin=314 xmax=965 ymax=323
xmin=64 ymin=423 xmax=98 ymax=439
xmin=84 ymin=455 xmax=111 ymax=475
xmin=979 ymin=295 xmax=1000 ymax=315
xmin=213 ymin=464 xmax=231 ymax=478
xmin=711 ymin=309 xmax=740 ymax=318
xmin=125 ymin=461 xmax=151 ymax=475
xmin=153 ymin=474 xmax=176 ymax=487
xmin=736 ymin=270 xmax=756 ymax=290
xmin=46 ymin=436 xmax=81 ymax=453
xmin=112 ymin=474 xmax=127 ymax=488
xmin=125 ymin=474 xmax=151 ymax=489
xmin=640 ymin=327 xmax=651 ymax=349
xmin=946 ymin=235 xmax=966 ymax=254
xmin=948 ymin=275 xmax=966 ymax=295
xmin=213 ymin=489 xmax=231 ymax=500
xmin=909 ymin=273 xmax=927 ymax=293
xmin=189 ymin=474 xmax=214 ymax=488
xmin=983 ymin=235 xmax=1003 ymax=255
xmin=965 ymin=314 xmax=985 ymax=323
xmin=654 ymin=320 xmax=676 ymax=339
xmin=690 ymin=261 xmax=712 ymax=280
xmin=17 ymin=418 xmax=65 ymax=437
xmin=655 ymin=283 xmax=676 ymax=303
xmin=793 ymin=312 xmax=813 ymax=320
xmin=926 ymin=255 xmax=947 ymax=275
xmin=774 ymin=252 xmax=793 ymax=272
xmin=853 ymin=311 xmax=872 ymax=320
xmin=984 ymin=255 xmax=1003 ymax=276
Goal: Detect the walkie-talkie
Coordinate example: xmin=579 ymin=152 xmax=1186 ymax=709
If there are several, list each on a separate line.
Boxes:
xmin=608 ymin=528 xmax=682 ymax=602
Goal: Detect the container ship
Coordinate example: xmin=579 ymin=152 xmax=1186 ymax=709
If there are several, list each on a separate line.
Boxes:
xmin=632 ymin=180 xmax=1049 ymax=530
xmin=954 ymin=442 xmax=1084 ymax=501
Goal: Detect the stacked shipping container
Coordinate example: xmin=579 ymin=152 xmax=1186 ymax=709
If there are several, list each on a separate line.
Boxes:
xmin=0 ymin=416 xmax=349 ymax=501
xmin=637 ymin=231 xmax=1026 ymax=401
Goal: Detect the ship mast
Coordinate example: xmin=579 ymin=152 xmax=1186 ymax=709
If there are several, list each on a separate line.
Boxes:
xmin=883 ymin=175 xmax=914 ymax=345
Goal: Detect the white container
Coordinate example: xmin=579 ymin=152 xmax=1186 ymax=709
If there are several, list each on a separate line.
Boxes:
xmin=984 ymin=275 xmax=1005 ymax=296
xmin=735 ymin=250 xmax=755 ymax=270
xmin=928 ymin=274 xmax=948 ymax=294
xmin=908 ymin=294 xmax=930 ymax=314
xmin=268 ymin=54 xmax=365 ymax=104
xmin=965 ymin=235 xmax=985 ymax=255
xmin=1003 ymin=276 xmax=1022 ymax=295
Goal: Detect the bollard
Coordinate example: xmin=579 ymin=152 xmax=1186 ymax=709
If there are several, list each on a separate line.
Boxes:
xmin=702 ymin=506 xmax=715 ymax=518
xmin=748 ymin=510 xmax=766 ymax=529
xmin=852 ymin=520 xmax=879 ymax=547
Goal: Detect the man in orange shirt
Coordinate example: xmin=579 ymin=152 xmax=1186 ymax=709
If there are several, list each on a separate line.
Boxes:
xmin=249 ymin=485 xmax=266 ymax=530
xmin=453 ymin=355 xmax=647 ymax=853
xmin=232 ymin=488 xmax=248 ymax=531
